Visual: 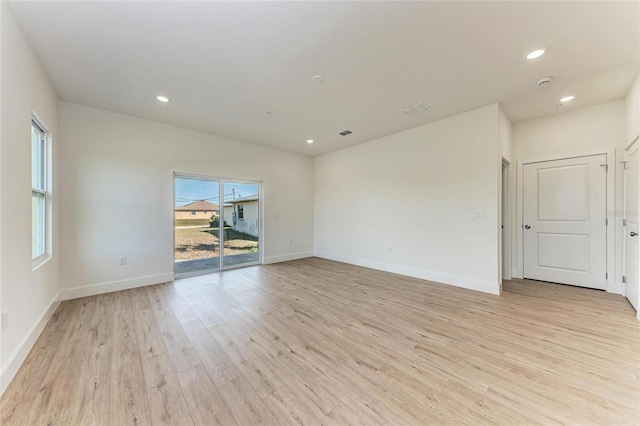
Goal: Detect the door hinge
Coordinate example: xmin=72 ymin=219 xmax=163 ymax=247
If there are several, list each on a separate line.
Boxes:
xmin=606 ymin=218 xmax=609 ymax=226
xmin=622 ymin=276 xmax=627 ymax=284
xmin=605 ymin=273 xmax=608 ymax=280
xmin=623 ymin=218 xmax=628 ymax=226
xmin=601 ymin=164 xmax=608 ymax=172
xmin=620 ymin=161 xmax=628 ymax=170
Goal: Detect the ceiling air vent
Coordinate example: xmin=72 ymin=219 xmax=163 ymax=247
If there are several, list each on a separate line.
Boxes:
xmin=402 ymin=102 xmax=432 ymax=116
xmin=339 ymin=130 xmax=352 ymax=136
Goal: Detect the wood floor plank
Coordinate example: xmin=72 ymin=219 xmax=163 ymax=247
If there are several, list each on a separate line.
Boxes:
xmin=134 ymin=308 xmax=168 ymax=358
xmin=110 ymin=306 xmax=152 ymax=426
xmin=68 ymin=296 xmax=98 ymax=340
xmin=156 ymin=313 xmax=201 ymax=372
xmin=182 ymin=292 xmax=225 ymax=327
xmin=263 ymin=385 xmax=323 ymax=426
xmin=181 ymin=319 xmax=240 ymax=386
xmin=1 ymin=258 xmax=639 ymax=425
xmin=140 ymin=353 xmax=193 ymax=425
xmin=243 ymin=325 xmax=341 ymax=418
xmin=161 ymin=283 xmax=199 ymax=323
xmin=217 ymin=376 xmax=281 ymax=425
xmin=208 ymin=321 xmax=285 ymax=399
xmin=176 ymin=363 xmax=237 ymax=426
xmin=88 ymin=292 xmax=115 ymax=347
xmin=24 ymin=327 xmax=90 ymax=424
xmin=131 ymin=287 xmax=152 ymax=312
xmin=75 ymin=293 xmax=113 ymax=424
xmin=75 ymin=343 xmax=112 ymax=425
xmin=146 ymin=284 xmax=174 ymax=318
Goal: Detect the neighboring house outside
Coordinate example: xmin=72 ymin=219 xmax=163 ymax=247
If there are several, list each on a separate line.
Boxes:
xmin=175 ymin=200 xmax=219 ymax=224
xmin=223 ymin=203 xmax=234 ymax=227
xmin=224 ymin=194 xmax=259 ymax=237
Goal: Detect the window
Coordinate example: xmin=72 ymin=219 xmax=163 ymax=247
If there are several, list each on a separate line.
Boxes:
xmin=237 ymin=204 xmax=244 ymax=220
xmin=191 ymin=211 xmax=196 ymax=216
xmin=31 ymin=120 xmax=47 ymax=260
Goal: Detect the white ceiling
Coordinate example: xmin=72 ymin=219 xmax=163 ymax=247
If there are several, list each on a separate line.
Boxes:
xmin=9 ymin=1 xmax=639 ymax=156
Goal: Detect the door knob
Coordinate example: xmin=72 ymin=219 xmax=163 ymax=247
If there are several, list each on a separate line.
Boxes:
xmin=524 ymin=225 xmax=531 ymax=229
xmin=631 ymin=232 xmax=638 ymax=237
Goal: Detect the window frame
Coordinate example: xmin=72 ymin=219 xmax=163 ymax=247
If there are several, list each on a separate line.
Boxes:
xmin=237 ymin=204 xmax=244 ymax=220
xmin=31 ymin=117 xmax=50 ymax=267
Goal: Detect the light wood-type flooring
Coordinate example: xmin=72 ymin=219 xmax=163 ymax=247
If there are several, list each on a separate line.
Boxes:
xmin=1 ymin=257 xmax=639 ymax=425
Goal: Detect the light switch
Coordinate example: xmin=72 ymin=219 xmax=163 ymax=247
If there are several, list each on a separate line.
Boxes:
xmin=472 ymin=210 xmax=486 ymax=220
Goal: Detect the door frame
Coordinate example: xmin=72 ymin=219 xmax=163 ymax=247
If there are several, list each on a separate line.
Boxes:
xmin=515 ymin=148 xmax=616 ymax=293
xmin=172 ymin=172 xmax=264 ymax=279
xmin=622 ymin=135 xmax=640 ymax=318
xmin=500 ymin=158 xmax=512 ymax=284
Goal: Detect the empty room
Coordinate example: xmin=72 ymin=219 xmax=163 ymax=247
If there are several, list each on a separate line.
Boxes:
xmin=1 ymin=1 xmax=639 ymax=424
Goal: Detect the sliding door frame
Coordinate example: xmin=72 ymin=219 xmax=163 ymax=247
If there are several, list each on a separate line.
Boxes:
xmin=173 ymin=172 xmax=264 ymax=279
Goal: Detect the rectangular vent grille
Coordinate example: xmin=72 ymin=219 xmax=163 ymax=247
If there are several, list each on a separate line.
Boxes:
xmin=402 ymin=102 xmax=432 ymax=116
xmin=339 ymin=130 xmax=352 ymax=136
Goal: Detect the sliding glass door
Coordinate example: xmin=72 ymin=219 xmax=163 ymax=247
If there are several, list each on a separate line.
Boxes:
xmin=222 ymin=181 xmax=260 ymax=268
xmin=174 ymin=176 xmax=221 ymax=276
xmin=174 ymin=174 xmax=261 ymax=277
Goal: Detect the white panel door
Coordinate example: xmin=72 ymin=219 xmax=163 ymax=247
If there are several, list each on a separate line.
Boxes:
xmin=523 ymin=155 xmax=607 ymax=289
xmin=624 ymin=140 xmax=639 ymax=311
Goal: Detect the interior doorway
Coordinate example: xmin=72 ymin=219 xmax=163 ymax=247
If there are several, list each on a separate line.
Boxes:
xmin=522 ymin=154 xmax=607 ymax=289
xmin=173 ymin=173 xmax=262 ymax=278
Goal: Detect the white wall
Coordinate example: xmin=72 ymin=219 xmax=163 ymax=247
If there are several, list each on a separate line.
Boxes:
xmin=58 ymin=102 xmax=314 ymax=298
xmin=512 ymin=100 xmax=627 ymax=294
xmin=627 ymin=74 xmax=639 ymax=145
xmin=314 ymin=104 xmax=502 ymax=294
xmin=0 ymin=2 xmax=60 ymax=392
xmin=498 ymin=106 xmax=512 ymax=162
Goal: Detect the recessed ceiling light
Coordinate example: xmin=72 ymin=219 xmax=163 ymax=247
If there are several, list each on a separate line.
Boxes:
xmin=306 ymin=139 xmax=314 ymax=144
xmin=526 ymin=49 xmax=545 ymax=60
xmin=560 ymin=95 xmax=575 ymax=103
xmin=156 ymin=95 xmax=170 ymax=103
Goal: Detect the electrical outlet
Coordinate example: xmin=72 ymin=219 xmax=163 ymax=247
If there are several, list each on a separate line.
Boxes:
xmin=2 ymin=311 xmax=8 ymax=330
xmin=388 ymin=247 xmax=393 ymax=254
xmin=119 ymin=257 xmax=127 ymax=266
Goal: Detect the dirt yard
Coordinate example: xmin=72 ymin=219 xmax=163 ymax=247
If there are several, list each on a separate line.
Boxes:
xmin=174 ymin=227 xmax=258 ymax=261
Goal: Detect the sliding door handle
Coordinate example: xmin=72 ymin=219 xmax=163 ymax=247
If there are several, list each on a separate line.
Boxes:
xmin=631 ymin=232 xmax=638 ymax=237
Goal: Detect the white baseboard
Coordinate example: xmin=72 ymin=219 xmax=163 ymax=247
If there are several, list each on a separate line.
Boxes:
xmin=1 ymin=291 xmax=61 ymax=395
xmin=314 ymin=251 xmax=500 ymax=295
xmin=264 ymin=251 xmax=313 ymax=265
xmin=60 ymin=272 xmax=174 ymax=300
